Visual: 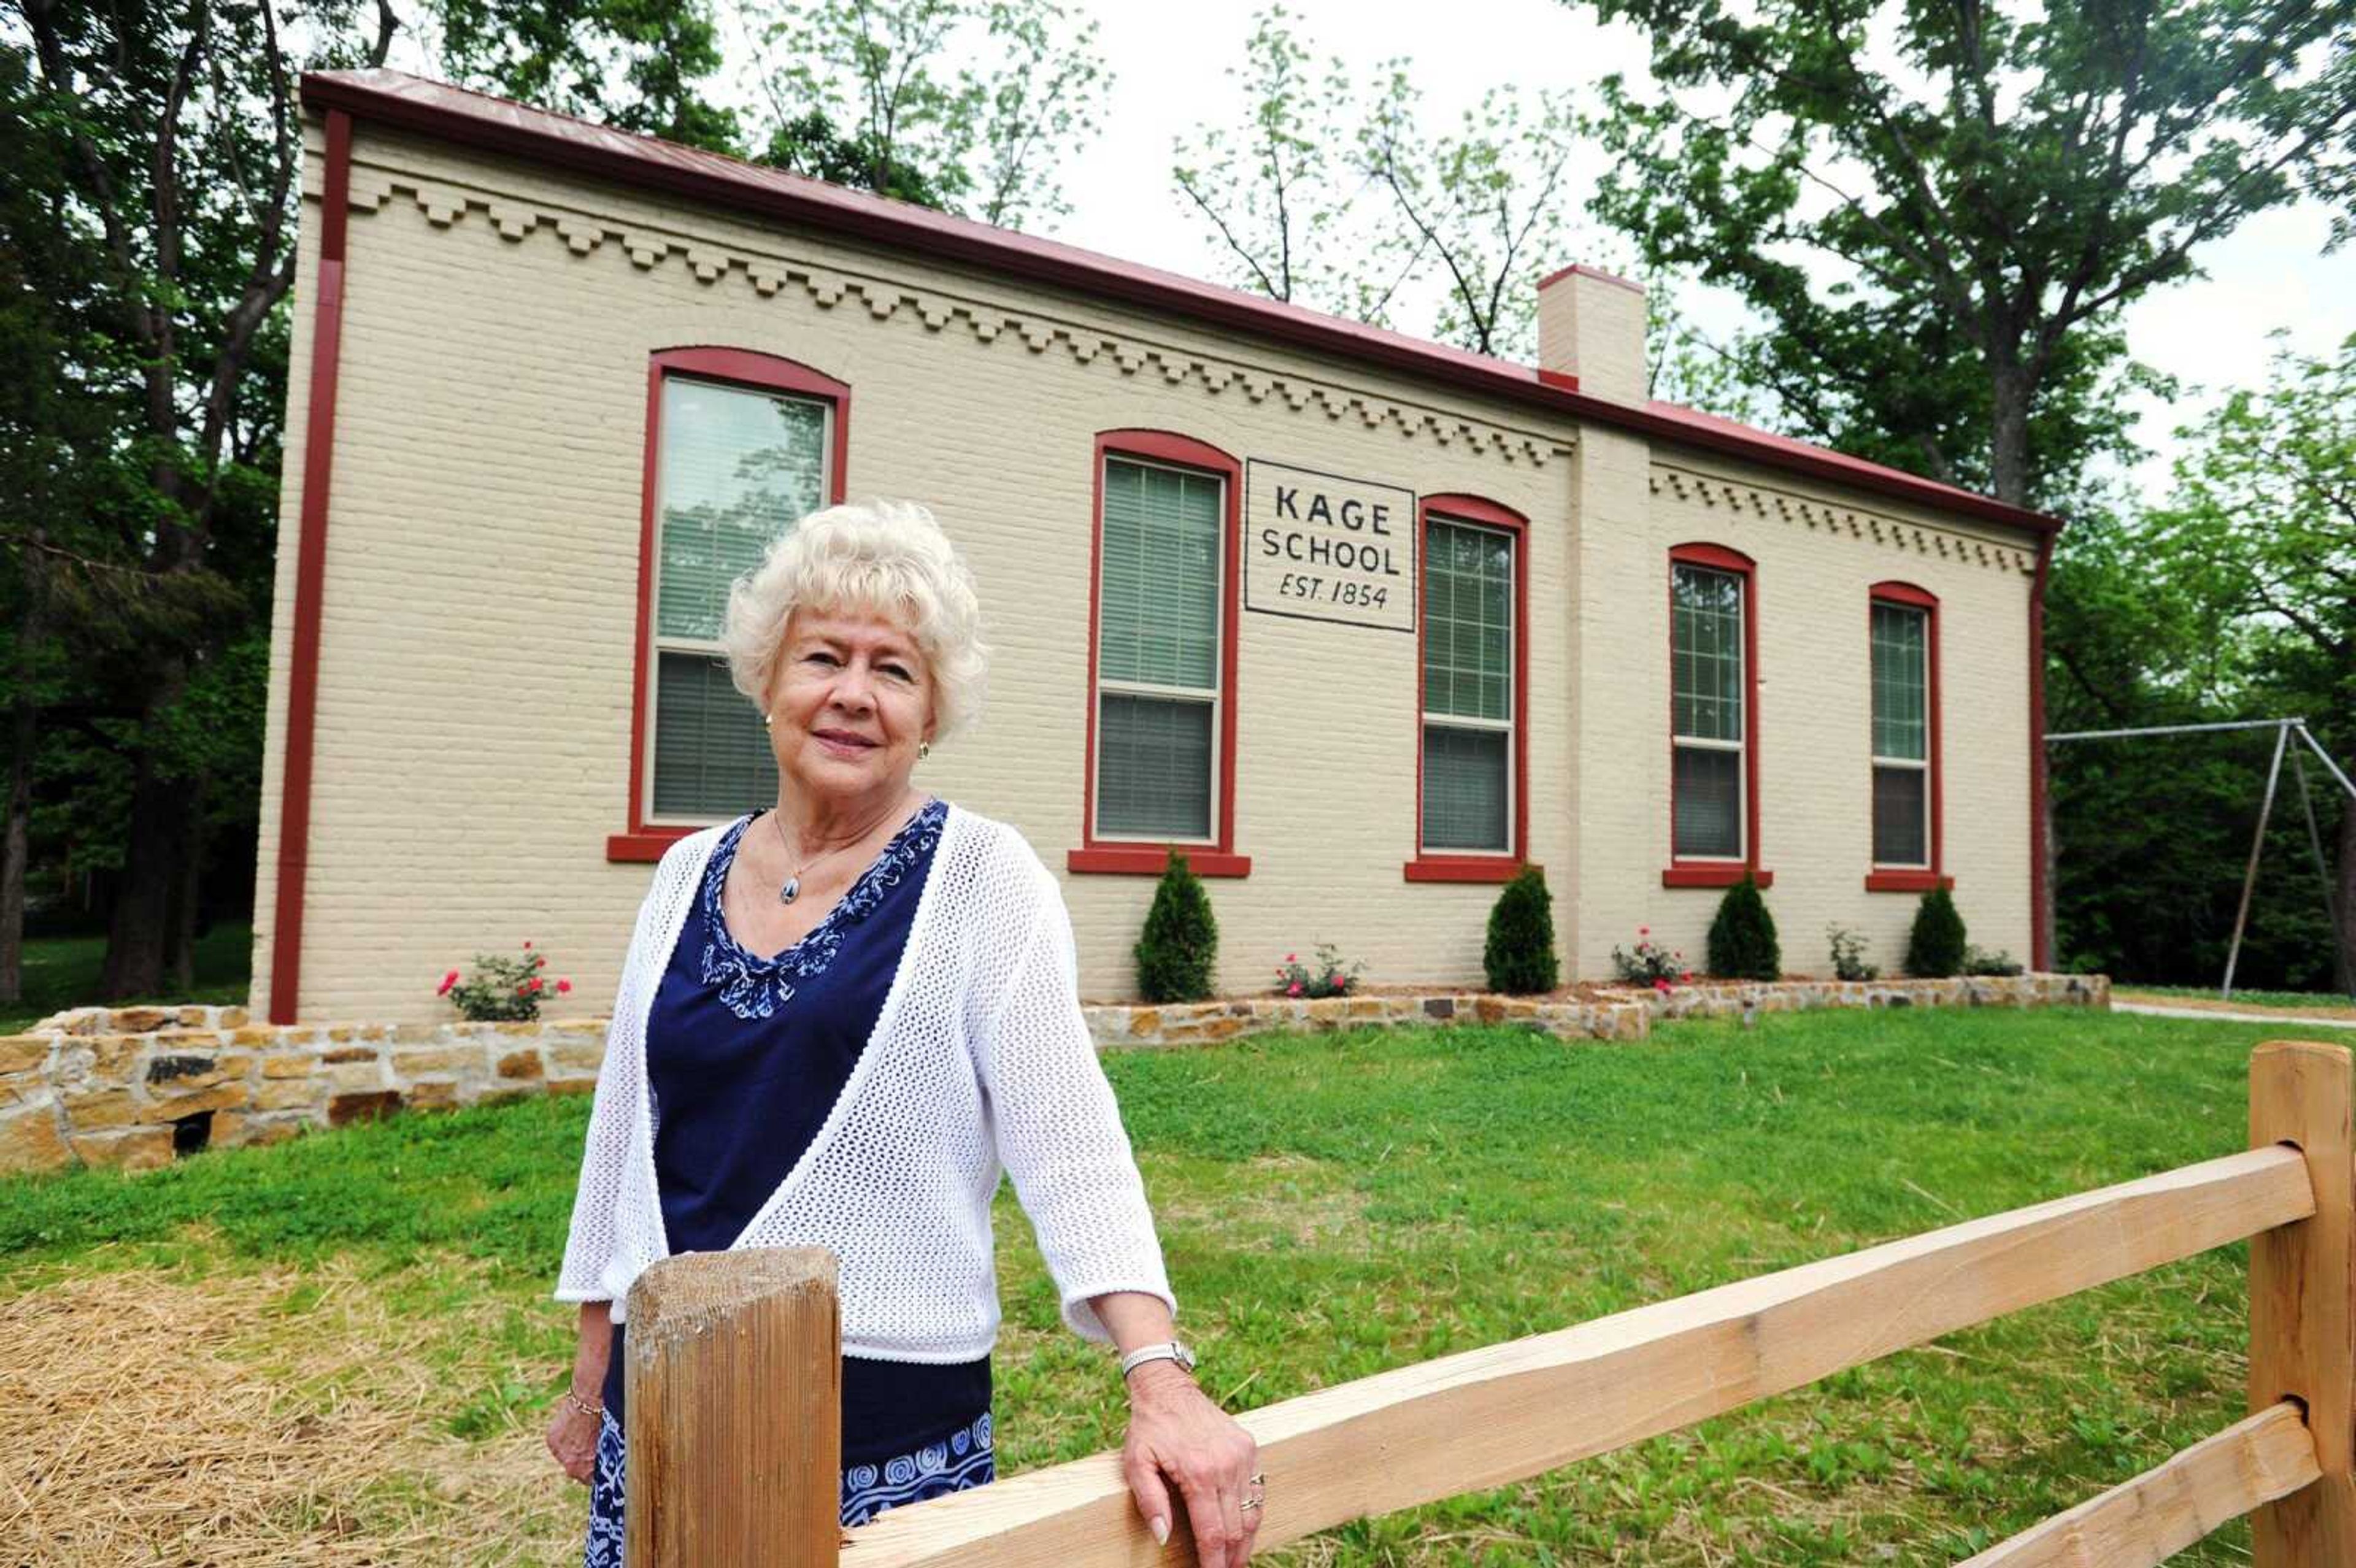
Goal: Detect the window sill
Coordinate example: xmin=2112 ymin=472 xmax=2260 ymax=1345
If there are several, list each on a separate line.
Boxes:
xmin=1404 ymin=857 xmax=1529 ymax=883
xmin=1865 ymin=869 xmax=1954 ymax=893
xmin=607 ymin=828 xmax=695 ymax=863
xmin=1068 ymin=846 xmax=1252 ymax=877
xmin=1661 ymin=864 xmax=1774 ymax=889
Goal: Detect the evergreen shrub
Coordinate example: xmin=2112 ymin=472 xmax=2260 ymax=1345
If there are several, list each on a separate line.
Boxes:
xmin=1484 ymin=867 xmax=1560 ymax=994
xmin=1906 ymin=887 xmax=1969 ymax=977
xmin=1706 ymin=874 xmax=1780 ymax=980
xmin=1134 ymin=850 xmax=1218 ymax=1002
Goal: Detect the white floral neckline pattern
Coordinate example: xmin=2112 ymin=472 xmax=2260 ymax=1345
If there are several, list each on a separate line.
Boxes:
xmin=698 ymin=797 xmax=947 ymax=1021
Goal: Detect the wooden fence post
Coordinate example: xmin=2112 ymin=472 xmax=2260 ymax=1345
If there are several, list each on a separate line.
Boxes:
xmin=2250 ymin=1041 xmax=2356 ymax=1564
xmin=625 ymin=1247 xmax=842 ymax=1568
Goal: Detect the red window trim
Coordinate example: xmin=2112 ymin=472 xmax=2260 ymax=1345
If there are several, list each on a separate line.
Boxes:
xmin=1663 ymin=542 xmax=1772 ymax=890
xmin=1069 ymin=429 xmax=1250 ymax=878
xmin=607 ymin=347 xmax=851 ymax=863
xmin=1406 ymin=494 xmax=1531 ymax=882
xmin=1865 ymin=579 xmax=1952 ymax=893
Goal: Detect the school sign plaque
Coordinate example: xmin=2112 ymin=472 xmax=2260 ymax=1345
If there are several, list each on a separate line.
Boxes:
xmin=1242 ymin=459 xmax=1415 ymax=633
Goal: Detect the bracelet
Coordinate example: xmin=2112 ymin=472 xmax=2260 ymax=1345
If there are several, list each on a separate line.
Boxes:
xmin=1120 ymin=1340 xmax=1197 ymax=1380
xmin=561 ymin=1388 xmax=604 ymax=1421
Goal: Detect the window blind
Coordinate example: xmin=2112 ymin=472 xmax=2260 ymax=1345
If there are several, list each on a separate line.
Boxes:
xmin=655 ymin=378 xmax=828 ymax=642
xmin=1098 ymin=459 xmax=1221 ymax=689
xmin=1423 ymin=725 xmax=1509 ymax=851
xmin=652 ymin=651 xmax=777 ymax=818
xmin=1870 ymin=601 xmax=1930 ymax=866
xmin=1096 ymin=693 xmax=1213 ymax=839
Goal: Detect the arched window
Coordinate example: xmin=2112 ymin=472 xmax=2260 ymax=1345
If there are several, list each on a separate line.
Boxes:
xmin=1664 ymin=543 xmax=1771 ymax=887
xmin=1406 ymin=494 xmax=1528 ymax=881
xmin=607 ymin=347 xmax=849 ymax=861
xmin=1866 ymin=580 xmax=1951 ymax=891
xmin=1069 ymin=429 xmax=1249 ymax=877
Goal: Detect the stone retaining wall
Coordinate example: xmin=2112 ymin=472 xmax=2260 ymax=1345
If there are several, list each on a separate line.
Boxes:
xmin=1084 ymin=972 xmax=2109 ymax=1048
xmin=0 ymin=973 xmax=2106 ymax=1175
xmin=0 ymin=1004 xmax=606 ymax=1175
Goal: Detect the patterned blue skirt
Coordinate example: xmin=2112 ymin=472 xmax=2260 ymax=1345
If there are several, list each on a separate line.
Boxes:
xmin=585 ymin=1406 xmax=995 ymax=1565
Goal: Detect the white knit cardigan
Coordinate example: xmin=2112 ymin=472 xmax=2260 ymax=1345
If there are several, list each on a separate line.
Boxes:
xmin=553 ymin=803 xmax=1177 ymax=1359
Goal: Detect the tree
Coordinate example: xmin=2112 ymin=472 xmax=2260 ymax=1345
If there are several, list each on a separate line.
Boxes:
xmin=2142 ymin=335 xmax=2356 ymax=990
xmin=1904 ymin=886 xmax=1967 ymax=977
xmin=1134 ymin=850 xmax=1218 ymax=1003
xmin=1484 ymin=866 xmax=1560 ymax=994
xmin=1705 ymin=872 xmax=1780 ymax=980
xmin=1583 ymin=0 xmax=2356 ymax=510
xmin=1358 ymin=69 xmax=1581 ymax=360
xmin=750 ymin=0 xmax=1107 ymax=229
xmin=1171 ymin=6 xmax=1414 ymax=322
xmin=1 ymin=0 xmax=746 ymax=1001
xmin=431 ymin=0 xmax=743 ymax=152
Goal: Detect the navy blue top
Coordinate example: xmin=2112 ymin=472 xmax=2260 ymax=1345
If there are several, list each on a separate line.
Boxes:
xmin=602 ymin=798 xmax=990 ymax=1462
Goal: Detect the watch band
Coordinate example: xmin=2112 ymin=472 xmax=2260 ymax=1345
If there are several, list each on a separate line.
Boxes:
xmin=1120 ymin=1340 xmax=1197 ymax=1378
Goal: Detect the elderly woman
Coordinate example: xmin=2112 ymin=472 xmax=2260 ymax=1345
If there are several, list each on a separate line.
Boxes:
xmin=544 ymin=500 xmax=1261 ymax=1566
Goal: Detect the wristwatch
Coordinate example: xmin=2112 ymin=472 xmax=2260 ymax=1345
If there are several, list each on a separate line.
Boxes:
xmin=1120 ymin=1339 xmax=1198 ymax=1379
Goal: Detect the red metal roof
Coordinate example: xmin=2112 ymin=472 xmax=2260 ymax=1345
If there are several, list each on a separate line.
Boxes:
xmin=299 ymin=69 xmax=2061 ymax=537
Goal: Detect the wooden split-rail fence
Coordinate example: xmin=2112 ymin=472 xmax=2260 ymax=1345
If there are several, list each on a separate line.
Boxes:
xmin=620 ymin=1040 xmax=2356 ymax=1566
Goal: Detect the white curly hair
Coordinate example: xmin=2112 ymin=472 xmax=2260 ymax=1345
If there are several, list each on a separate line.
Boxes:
xmin=721 ymin=499 xmax=990 ymax=742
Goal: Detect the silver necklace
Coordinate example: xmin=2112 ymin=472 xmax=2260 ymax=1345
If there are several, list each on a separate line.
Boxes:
xmin=767 ymin=799 xmax=904 ymax=905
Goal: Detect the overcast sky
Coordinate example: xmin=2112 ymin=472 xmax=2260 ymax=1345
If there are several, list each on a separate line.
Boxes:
xmin=698 ymin=0 xmax=2356 ymax=508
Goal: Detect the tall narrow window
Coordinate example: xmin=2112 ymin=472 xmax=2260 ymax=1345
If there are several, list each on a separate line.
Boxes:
xmin=1073 ymin=431 xmax=1247 ymax=875
xmin=1867 ymin=581 xmax=1946 ymax=890
xmin=1422 ymin=521 xmax=1514 ymax=853
xmin=1665 ymin=544 xmax=1767 ymax=886
xmin=610 ymin=348 xmax=847 ymax=861
xmin=1096 ymin=456 xmax=1221 ymax=838
xmin=1406 ymin=495 xmax=1527 ymax=882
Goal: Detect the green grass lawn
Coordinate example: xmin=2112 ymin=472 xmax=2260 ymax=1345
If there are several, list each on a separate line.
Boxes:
xmin=2 ymin=1002 xmax=2325 ymax=1564
xmin=0 ymin=920 xmax=253 ymax=1035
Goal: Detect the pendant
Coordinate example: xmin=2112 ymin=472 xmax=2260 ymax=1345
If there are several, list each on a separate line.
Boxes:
xmin=778 ymin=875 xmax=800 ymax=905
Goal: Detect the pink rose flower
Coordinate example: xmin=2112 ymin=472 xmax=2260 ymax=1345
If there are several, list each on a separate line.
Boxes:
xmin=1638 ymin=926 xmax=1649 ymax=936
xmin=523 ymin=940 xmax=533 ymax=950
xmin=556 ymin=978 xmax=572 ymax=995
xmin=1286 ymin=952 xmax=1297 ymax=963
xmin=436 ymin=969 xmax=459 ymax=997
xmin=1287 ymin=982 xmax=1303 ymax=997
xmin=526 ymin=976 xmax=544 ymax=994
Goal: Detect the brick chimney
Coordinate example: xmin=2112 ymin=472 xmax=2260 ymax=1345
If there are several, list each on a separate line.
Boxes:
xmin=1536 ymin=264 xmax=1648 ymax=407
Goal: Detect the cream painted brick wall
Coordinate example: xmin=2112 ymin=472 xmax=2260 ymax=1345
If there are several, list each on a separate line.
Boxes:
xmin=256 ymin=113 xmax=2041 ymax=1020
xmin=1574 ymin=456 xmax=2038 ymax=981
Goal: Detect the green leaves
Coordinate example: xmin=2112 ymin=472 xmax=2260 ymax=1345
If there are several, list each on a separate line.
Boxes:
xmin=1584 ymin=0 xmax=2356 ymax=507
xmin=750 ymin=0 xmax=1107 ymax=229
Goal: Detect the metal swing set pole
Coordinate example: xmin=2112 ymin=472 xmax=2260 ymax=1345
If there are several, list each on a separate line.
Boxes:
xmin=2044 ymin=716 xmax=2356 ymax=1003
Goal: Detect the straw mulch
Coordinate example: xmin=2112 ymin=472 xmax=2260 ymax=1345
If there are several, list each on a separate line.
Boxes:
xmin=0 ymin=1253 xmax=581 ymax=1566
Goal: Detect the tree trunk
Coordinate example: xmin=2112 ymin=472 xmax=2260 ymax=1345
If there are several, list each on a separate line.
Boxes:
xmin=171 ymin=769 xmax=206 ymax=993
xmin=100 ymin=665 xmax=199 ymax=1001
xmin=0 ymin=693 xmax=30 ymax=1007
xmin=0 ymin=551 xmax=42 ymax=1005
xmin=1988 ymin=367 xmax=2032 ymax=509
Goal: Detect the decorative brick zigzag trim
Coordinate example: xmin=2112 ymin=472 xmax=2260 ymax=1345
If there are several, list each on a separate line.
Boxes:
xmin=1650 ymin=464 xmax=2036 ymax=574
xmin=334 ymin=166 xmax=1574 ymax=471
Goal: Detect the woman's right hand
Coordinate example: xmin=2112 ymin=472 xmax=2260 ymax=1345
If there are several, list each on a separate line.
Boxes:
xmin=546 ymin=1395 xmax=601 ymax=1484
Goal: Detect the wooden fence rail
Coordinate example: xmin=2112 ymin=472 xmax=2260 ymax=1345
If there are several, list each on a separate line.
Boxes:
xmin=624 ymin=1040 xmax=2355 ymax=1566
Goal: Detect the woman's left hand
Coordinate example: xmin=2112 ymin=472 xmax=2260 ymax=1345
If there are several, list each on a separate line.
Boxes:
xmin=1120 ymin=1362 xmax=1261 ymax=1567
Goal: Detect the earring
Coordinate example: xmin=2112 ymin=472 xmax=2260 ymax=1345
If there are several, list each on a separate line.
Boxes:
xmin=763 ymin=712 xmax=774 ymax=729
xmin=918 ymin=740 xmax=931 ymax=761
